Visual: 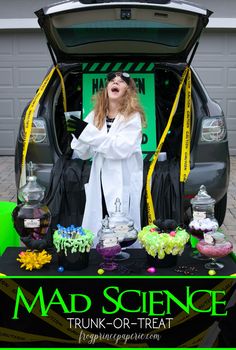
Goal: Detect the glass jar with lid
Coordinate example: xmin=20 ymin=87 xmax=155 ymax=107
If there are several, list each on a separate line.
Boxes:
xmin=108 ymin=198 xmax=138 ymax=260
xmin=189 ymin=185 xmax=219 ymax=240
xmin=96 ymin=215 xmax=121 ymax=271
xmin=12 ymin=162 xmax=51 ymax=250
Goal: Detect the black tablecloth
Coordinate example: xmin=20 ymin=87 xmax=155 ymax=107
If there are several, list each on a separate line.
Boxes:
xmin=1 ymin=246 xmax=236 ymax=276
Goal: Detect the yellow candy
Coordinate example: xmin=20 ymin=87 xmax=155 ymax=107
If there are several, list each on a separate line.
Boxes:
xmin=97 ymin=268 xmax=105 ymax=275
xmin=0 ymin=273 xmax=6 ymax=276
xmin=208 ymin=269 xmax=216 ymax=276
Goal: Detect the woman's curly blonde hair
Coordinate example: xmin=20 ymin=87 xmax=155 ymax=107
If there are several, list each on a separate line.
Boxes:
xmin=92 ymin=73 xmax=147 ymax=129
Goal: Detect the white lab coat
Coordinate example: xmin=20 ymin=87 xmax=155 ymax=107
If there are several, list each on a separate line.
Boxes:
xmin=71 ymin=111 xmax=143 ymax=243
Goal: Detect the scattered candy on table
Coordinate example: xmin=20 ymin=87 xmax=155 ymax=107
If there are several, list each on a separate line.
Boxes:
xmin=97 ymin=268 xmax=105 ymax=275
xmin=57 ymin=266 xmax=64 ymax=273
xmin=147 ymin=267 xmax=156 ymax=274
xmin=174 ymin=265 xmax=198 ymax=275
xmin=208 ymin=269 xmax=216 ymax=276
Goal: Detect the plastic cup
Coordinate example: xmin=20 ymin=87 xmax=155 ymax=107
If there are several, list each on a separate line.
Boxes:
xmin=64 ymin=111 xmax=81 ymax=121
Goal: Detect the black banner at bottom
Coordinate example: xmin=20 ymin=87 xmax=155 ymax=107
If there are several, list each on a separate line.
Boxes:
xmin=0 ymin=277 xmax=235 ymax=348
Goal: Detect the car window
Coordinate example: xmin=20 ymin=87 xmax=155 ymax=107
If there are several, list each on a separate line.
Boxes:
xmin=56 ymin=20 xmax=193 ymax=48
xmin=51 ymin=8 xmax=198 ymax=55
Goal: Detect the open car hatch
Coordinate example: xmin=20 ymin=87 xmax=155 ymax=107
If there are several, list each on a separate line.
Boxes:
xmin=35 ymin=0 xmax=212 ymax=63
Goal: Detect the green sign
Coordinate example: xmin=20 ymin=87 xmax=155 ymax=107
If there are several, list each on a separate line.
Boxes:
xmin=82 ymin=73 xmax=156 ymax=154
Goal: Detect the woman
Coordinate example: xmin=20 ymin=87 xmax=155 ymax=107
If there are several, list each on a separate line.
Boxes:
xmin=69 ymin=72 xmax=146 ymax=238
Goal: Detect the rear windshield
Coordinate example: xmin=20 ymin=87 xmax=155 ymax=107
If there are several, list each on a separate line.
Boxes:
xmin=56 ymin=20 xmax=193 ymax=48
xmin=51 ymin=7 xmax=198 ymax=54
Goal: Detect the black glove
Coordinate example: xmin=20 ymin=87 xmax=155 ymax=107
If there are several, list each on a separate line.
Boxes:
xmin=66 ymin=115 xmax=88 ymax=138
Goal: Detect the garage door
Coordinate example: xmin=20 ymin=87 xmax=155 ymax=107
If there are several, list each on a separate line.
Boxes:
xmin=193 ymin=30 xmax=236 ymax=155
xmin=0 ymin=29 xmax=235 ymax=155
xmin=0 ymin=30 xmax=50 ymax=155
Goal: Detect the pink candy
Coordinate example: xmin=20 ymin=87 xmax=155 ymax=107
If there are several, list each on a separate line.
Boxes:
xmin=197 ymin=241 xmax=233 ymax=258
xmin=147 ymin=267 xmax=156 ymax=274
xmin=169 ymin=231 xmax=176 ymax=237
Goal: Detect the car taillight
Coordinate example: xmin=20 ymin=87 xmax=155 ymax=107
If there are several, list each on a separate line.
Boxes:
xmin=30 ymin=119 xmax=47 ymax=143
xmin=20 ymin=118 xmax=47 ymax=144
xmin=200 ymin=117 xmax=227 ymax=143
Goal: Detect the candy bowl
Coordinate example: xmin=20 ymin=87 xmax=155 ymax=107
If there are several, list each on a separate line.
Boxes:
xmin=53 ymin=225 xmax=94 ymax=270
xmin=138 ymin=219 xmax=190 ymax=268
xmin=196 ymin=232 xmax=233 ymax=270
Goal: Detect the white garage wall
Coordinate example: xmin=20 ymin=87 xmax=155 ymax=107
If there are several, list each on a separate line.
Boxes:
xmin=0 ymin=30 xmax=50 ymax=155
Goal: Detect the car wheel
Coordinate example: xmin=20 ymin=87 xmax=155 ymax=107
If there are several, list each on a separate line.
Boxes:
xmin=215 ymin=194 xmax=227 ymax=227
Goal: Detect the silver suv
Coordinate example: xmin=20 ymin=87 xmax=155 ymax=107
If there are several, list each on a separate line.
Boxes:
xmin=15 ymin=0 xmax=230 ymax=227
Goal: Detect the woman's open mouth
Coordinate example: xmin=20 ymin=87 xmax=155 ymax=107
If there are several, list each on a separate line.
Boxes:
xmin=111 ymin=86 xmax=120 ymax=93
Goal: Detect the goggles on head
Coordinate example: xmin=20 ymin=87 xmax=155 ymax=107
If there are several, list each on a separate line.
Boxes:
xmin=107 ymin=71 xmax=130 ymax=85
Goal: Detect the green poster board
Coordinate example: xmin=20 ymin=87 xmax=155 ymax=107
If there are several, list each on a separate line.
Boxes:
xmin=82 ymin=73 xmax=156 ymax=155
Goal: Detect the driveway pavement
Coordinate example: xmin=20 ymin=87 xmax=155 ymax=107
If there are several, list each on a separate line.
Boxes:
xmin=1 ymin=156 xmax=236 ymax=252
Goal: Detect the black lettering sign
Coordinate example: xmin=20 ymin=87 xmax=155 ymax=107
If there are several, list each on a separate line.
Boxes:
xmin=134 ymin=78 xmax=145 ymax=94
xmin=142 ymin=133 xmax=148 ymax=145
xmin=92 ymin=79 xmax=106 ymax=94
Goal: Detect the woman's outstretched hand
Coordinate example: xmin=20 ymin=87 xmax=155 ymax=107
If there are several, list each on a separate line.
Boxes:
xmin=67 ymin=115 xmax=87 ymax=138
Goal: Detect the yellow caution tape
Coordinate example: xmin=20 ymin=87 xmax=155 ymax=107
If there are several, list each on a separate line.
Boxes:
xmin=162 ymin=278 xmax=233 ymax=329
xmin=0 ymin=278 xmax=145 ymax=347
xmin=179 ymin=327 xmax=210 ymax=348
xmin=0 ymin=278 xmax=234 ymax=347
xmin=0 ymin=326 xmax=76 ymax=344
xmin=146 ymin=66 xmax=191 ymax=224
xmin=56 ymin=66 xmax=67 ymax=112
xmin=21 ymin=65 xmax=67 ymax=176
xmin=0 ymin=278 xmax=80 ymax=341
xmin=180 ymin=68 xmax=191 ymax=182
xmin=147 ymin=278 xmax=234 ymax=342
